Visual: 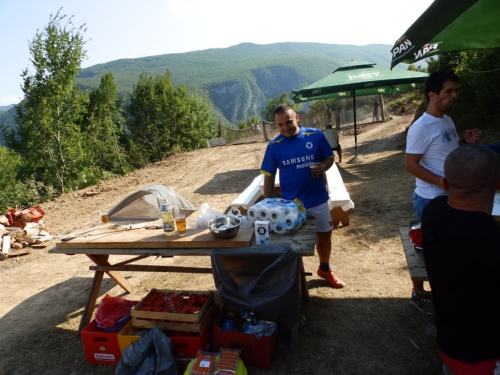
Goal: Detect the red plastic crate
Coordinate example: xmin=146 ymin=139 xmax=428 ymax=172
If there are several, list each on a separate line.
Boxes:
xmin=212 ymin=308 xmax=277 ymax=370
xmin=81 ymin=318 xmax=128 ymax=365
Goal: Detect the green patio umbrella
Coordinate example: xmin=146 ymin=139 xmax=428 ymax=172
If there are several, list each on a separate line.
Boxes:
xmin=391 ymin=0 xmax=500 ymax=68
xmin=292 ymin=60 xmax=428 ymax=163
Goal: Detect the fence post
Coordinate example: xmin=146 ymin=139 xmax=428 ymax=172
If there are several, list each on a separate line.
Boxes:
xmin=262 ymin=122 xmax=268 ymax=142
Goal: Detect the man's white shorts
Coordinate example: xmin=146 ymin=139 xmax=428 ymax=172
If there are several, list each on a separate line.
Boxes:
xmin=306 ymin=201 xmax=333 ymax=232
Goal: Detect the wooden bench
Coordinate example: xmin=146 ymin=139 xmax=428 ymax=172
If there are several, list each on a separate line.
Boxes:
xmin=207 ymin=137 xmax=226 ymax=148
xmin=399 ymin=227 xmax=432 ymax=300
xmin=230 ymin=175 xmax=265 ymax=214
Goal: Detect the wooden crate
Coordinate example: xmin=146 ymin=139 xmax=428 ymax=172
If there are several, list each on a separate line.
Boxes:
xmin=131 ymin=289 xmax=215 ymax=333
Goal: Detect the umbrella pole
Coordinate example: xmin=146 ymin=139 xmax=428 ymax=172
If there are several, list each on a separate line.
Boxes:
xmin=348 ymin=92 xmax=365 ymax=164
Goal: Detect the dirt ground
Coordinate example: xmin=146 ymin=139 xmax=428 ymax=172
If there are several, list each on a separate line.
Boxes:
xmin=0 ymin=111 xmax=442 ymax=375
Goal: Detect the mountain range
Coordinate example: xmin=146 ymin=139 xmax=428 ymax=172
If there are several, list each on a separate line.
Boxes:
xmin=1 ymin=42 xmax=394 ymax=145
xmin=76 ymin=42 xmax=394 ymax=123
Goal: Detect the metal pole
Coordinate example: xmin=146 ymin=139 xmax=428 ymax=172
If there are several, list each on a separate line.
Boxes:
xmin=348 ymin=92 xmax=365 ymax=163
xmin=353 ymin=94 xmax=358 ymax=156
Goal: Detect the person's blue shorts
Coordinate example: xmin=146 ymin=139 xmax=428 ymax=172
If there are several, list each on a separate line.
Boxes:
xmin=412 ymin=192 xmax=432 ymax=222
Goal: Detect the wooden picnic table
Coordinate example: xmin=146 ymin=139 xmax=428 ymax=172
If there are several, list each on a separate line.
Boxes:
xmin=49 ymin=219 xmax=316 ymax=334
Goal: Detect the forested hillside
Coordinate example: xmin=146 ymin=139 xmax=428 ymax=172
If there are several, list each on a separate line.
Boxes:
xmin=76 ymin=42 xmax=393 ymax=122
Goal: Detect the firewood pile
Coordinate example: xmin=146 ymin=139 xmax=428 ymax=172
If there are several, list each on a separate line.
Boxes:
xmin=0 ymin=207 xmax=54 ymax=261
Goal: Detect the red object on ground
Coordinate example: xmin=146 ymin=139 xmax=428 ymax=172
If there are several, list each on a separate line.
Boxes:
xmin=5 ymin=206 xmax=45 ymax=228
xmin=95 ymin=294 xmax=134 ymax=327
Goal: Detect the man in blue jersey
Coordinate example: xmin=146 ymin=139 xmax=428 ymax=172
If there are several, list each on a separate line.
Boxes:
xmin=260 ymin=104 xmax=345 ymax=288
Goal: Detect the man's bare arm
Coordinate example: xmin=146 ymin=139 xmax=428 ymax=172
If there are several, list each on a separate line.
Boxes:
xmin=323 ymin=157 xmax=334 ymax=172
xmin=262 ymin=174 xmax=275 ymax=199
xmin=404 ymin=153 xmax=442 ymax=186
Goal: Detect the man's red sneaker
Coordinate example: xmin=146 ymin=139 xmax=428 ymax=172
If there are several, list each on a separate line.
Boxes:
xmin=317 ymin=268 xmax=346 ymax=288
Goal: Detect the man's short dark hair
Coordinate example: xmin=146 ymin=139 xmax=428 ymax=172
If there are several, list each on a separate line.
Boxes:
xmin=274 ymin=104 xmax=295 ymax=118
xmin=445 ymin=145 xmax=500 ymax=192
xmin=424 ymin=70 xmax=460 ymax=101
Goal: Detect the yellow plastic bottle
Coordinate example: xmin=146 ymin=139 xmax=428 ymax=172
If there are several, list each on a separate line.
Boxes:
xmin=161 ymin=199 xmax=175 ymax=236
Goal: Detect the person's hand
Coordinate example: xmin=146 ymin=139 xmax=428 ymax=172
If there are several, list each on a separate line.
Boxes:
xmin=310 ymin=162 xmax=323 ymax=178
xmin=464 ymin=128 xmax=482 ymax=144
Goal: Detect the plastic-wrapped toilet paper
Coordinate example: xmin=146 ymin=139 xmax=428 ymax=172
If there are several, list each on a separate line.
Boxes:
xmin=269 ymin=207 xmax=291 ymax=221
xmin=271 ymin=222 xmax=288 ymax=234
xmin=247 ymin=206 xmax=259 ymax=222
xmin=282 ymin=213 xmax=299 ymax=228
xmin=249 ymin=198 xmax=306 ymax=234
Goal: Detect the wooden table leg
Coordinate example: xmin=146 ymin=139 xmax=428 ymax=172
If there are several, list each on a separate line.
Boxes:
xmin=87 ymin=254 xmax=132 ymax=294
xmin=300 ymin=256 xmax=310 ymax=304
xmin=78 ymin=254 xmax=133 ymax=333
xmin=79 ymin=264 xmax=105 ymax=332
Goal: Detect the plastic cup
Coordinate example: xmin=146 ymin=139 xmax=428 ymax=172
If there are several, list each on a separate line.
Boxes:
xmin=100 ymin=210 xmax=109 ymax=224
xmin=175 ymin=214 xmax=187 ymax=236
xmin=309 ymin=162 xmax=321 ymax=178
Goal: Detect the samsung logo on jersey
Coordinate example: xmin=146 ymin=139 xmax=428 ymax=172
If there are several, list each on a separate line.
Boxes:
xmin=281 ymin=154 xmax=316 ymax=167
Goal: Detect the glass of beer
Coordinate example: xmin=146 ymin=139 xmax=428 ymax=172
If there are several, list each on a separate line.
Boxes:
xmin=309 ymin=162 xmax=322 ymax=178
xmin=100 ymin=210 xmax=109 ymax=224
xmin=175 ymin=214 xmax=187 ymax=236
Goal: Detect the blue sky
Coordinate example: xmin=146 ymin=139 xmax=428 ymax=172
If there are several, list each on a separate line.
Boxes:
xmin=0 ymin=0 xmax=433 ymax=106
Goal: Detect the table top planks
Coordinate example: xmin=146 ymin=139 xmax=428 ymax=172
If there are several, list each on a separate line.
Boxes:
xmin=50 ymin=219 xmax=316 ymax=257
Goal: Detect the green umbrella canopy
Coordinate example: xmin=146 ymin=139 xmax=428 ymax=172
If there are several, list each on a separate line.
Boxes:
xmin=391 ymin=0 xmax=500 ymax=68
xmin=291 ymin=61 xmax=428 ymax=162
xmin=292 ymin=60 xmax=428 ymax=103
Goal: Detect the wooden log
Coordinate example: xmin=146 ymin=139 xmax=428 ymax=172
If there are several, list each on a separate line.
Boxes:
xmin=12 ymin=242 xmax=23 ymax=250
xmin=4 ymin=248 xmax=31 ymax=258
xmin=2 ymin=236 xmax=11 ymax=254
xmin=15 ymin=233 xmax=37 ymax=244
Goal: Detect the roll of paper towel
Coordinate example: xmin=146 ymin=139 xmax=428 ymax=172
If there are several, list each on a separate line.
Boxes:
xmin=283 ymin=213 xmax=299 ymax=228
xmin=247 ymin=206 xmax=259 ymax=222
xmin=269 ymin=207 xmax=291 ymax=222
xmin=258 ymin=207 xmax=269 ymax=220
xmin=271 ymin=222 xmax=287 ymax=234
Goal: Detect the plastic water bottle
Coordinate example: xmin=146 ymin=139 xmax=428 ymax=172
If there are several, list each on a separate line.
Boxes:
xmin=161 ymin=199 xmax=175 ymax=236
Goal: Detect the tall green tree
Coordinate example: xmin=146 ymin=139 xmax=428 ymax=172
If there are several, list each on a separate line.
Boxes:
xmin=82 ymin=72 xmax=130 ymax=176
xmin=309 ymin=98 xmax=337 ymax=112
xmin=0 ymin=147 xmax=47 ymax=212
xmin=5 ymin=10 xmax=88 ymax=195
xmin=261 ymin=92 xmax=299 ymax=121
xmin=126 ymin=70 xmax=217 ymax=166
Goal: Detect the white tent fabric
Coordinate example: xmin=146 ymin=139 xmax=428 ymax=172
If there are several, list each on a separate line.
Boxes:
xmin=108 ymin=185 xmax=197 ymax=222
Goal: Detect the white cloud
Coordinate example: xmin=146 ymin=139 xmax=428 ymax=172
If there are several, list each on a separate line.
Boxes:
xmin=0 ymin=67 xmax=5 ymax=71
xmin=0 ymin=94 xmax=23 ymax=106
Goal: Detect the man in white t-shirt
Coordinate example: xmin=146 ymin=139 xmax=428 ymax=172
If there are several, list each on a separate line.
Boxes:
xmin=323 ymin=123 xmax=342 ymax=163
xmin=405 ymin=71 xmax=482 ymax=221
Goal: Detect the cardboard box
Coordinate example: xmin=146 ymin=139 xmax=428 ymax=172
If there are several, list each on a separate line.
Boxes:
xmin=131 ymin=289 xmax=214 ymax=332
xmin=254 ymin=220 xmax=271 ymax=245
xmin=212 ymin=308 xmax=277 ymax=370
xmin=81 ymin=318 xmax=129 ymax=365
xmin=119 ymin=305 xmax=217 ymax=372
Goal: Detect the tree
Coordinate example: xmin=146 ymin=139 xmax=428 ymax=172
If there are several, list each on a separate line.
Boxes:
xmin=0 ymin=147 xmax=46 ymax=212
xmin=309 ymin=98 xmax=337 ymax=112
xmin=82 ymin=72 xmax=130 ymax=176
xmin=126 ymin=70 xmax=217 ymax=166
xmin=407 ymin=64 xmax=426 ymax=72
xmin=5 ymin=9 xmax=88 ymax=195
xmin=261 ymin=92 xmax=299 ymax=121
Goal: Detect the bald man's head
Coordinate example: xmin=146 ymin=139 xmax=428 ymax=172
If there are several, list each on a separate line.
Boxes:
xmin=445 ymin=145 xmax=500 ymax=193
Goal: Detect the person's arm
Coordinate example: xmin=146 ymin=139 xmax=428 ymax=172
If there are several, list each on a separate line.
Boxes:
xmin=262 ymin=174 xmax=275 ymax=199
xmin=322 ymin=157 xmax=334 ymax=173
xmin=405 ymin=153 xmax=442 ymax=186
xmin=460 ymin=128 xmax=483 ymax=145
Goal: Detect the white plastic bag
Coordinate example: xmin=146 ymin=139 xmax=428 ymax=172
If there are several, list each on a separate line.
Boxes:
xmin=194 ymin=203 xmax=223 ymax=229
